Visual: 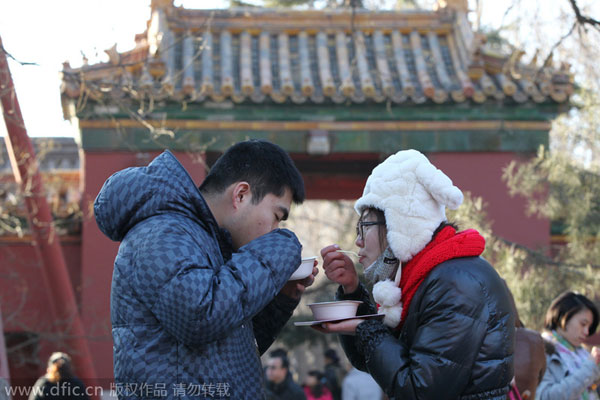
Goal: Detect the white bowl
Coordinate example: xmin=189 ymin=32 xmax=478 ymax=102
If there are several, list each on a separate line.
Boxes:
xmin=308 ymin=300 xmax=362 ymax=321
xmin=289 ymin=257 xmax=316 ymax=281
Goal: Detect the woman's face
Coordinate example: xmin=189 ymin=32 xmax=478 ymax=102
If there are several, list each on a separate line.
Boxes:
xmin=557 ymin=308 xmax=594 ymax=347
xmin=305 ymin=375 xmax=319 ymax=387
xmin=355 ymin=210 xmax=387 ymax=268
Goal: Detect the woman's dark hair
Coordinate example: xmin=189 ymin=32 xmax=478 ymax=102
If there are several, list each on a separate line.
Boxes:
xmin=199 ymin=140 xmax=305 ymax=204
xmin=432 ymin=221 xmax=459 ymax=239
xmin=307 ymin=370 xmax=325 ymax=397
xmin=324 ymin=348 xmax=339 ymax=365
xmin=46 ymin=352 xmax=74 ymax=382
xmin=544 ymin=291 xmax=599 ymax=335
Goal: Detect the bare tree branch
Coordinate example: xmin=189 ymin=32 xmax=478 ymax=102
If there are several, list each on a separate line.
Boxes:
xmin=0 ymin=43 xmax=38 ymax=66
xmin=499 ymin=0 xmax=519 ymax=31
xmin=536 ymin=0 xmax=599 ymax=75
xmin=568 ymin=0 xmax=600 ymax=30
xmin=538 ymin=21 xmax=577 ymax=76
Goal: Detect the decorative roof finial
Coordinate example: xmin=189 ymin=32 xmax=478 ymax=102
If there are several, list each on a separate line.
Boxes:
xmin=434 ymin=0 xmax=469 ymax=13
xmin=151 ymin=0 xmax=174 ymax=11
xmin=543 ymin=52 xmax=554 ymax=69
xmin=80 ymin=51 xmax=89 ymax=66
xmin=104 ymin=44 xmax=120 ymax=66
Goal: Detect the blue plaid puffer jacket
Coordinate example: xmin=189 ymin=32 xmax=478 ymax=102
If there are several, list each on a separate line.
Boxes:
xmin=94 ymin=151 xmax=303 ymax=399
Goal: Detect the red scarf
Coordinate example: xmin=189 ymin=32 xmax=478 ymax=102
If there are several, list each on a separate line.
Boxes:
xmin=396 ymin=226 xmax=486 ymax=330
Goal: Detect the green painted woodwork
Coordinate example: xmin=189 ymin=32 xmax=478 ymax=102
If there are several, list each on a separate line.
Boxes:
xmin=80 ymin=127 xmax=548 ymax=153
xmin=78 ymin=99 xmax=561 ymax=152
xmin=81 ymin=101 xmax=564 ymax=122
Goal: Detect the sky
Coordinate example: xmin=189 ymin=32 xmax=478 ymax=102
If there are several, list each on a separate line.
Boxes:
xmin=0 ymin=0 xmax=593 ymax=138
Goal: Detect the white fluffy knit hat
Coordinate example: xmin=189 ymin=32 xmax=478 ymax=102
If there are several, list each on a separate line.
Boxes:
xmin=355 ymin=149 xmax=464 ymax=263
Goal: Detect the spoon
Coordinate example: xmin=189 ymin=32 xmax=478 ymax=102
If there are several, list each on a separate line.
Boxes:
xmin=337 ymin=250 xmax=359 ymax=258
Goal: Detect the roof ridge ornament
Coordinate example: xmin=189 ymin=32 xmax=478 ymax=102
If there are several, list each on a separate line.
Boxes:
xmin=105 ymin=44 xmax=120 ymax=66
xmin=435 ymin=0 xmax=469 ymax=13
xmin=151 ymin=0 xmax=173 ymax=12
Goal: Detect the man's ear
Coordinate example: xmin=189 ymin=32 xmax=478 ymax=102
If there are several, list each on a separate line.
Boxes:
xmin=231 ymin=182 xmax=251 ymax=209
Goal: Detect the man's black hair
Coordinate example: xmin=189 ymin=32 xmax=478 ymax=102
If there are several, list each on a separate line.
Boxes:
xmin=269 ymin=348 xmax=290 ymax=369
xmin=324 ymin=348 xmax=340 ymax=364
xmin=269 ymin=347 xmax=288 ymax=359
xmin=199 ymin=140 xmax=305 ymax=204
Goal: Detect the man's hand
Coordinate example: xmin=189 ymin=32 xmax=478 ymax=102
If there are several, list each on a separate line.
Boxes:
xmin=310 ymin=318 xmax=365 ymax=335
xmin=280 ymin=260 xmax=319 ymax=300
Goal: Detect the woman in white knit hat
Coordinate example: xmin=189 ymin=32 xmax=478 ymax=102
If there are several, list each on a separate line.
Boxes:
xmin=317 ymin=149 xmax=515 ymax=400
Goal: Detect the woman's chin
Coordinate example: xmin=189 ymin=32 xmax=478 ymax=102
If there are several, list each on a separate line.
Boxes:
xmin=359 ymin=257 xmax=373 ymax=267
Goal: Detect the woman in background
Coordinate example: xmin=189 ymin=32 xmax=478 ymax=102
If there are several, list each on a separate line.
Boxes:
xmin=30 ymin=352 xmax=89 ymax=400
xmin=303 ymin=370 xmax=333 ymax=400
xmin=536 ymin=291 xmax=600 ymax=400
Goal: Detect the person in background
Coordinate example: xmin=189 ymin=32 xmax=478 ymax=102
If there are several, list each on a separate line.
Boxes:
xmin=536 ymin=291 xmax=600 ymax=400
xmin=342 ymin=367 xmax=383 ymax=400
xmin=323 ymin=349 xmax=343 ymax=400
xmin=29 ymin=352 xmax=89 ymax=400
xmin=303 ymin=370 xmax=333 ymax=400
xmin=318 ymin=149 xmax=515 ymax=399
xmin=265 ymin=349 xmax=306 ymax=400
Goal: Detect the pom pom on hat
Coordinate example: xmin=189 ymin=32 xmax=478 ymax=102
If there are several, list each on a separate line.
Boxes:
xmin=373 ymin=279 xmax=401 ymax=306
xmin=379 ymin=303 xmax=403 ymax=328
xmin=355 ymin=149 xmax=463 ymax=262
xmin=373 ymin=278 xmax=404 ymax=328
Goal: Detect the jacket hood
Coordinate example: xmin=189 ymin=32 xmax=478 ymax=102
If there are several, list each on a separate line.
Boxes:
xmin=94 ymin=150 xmax=209 ymax=241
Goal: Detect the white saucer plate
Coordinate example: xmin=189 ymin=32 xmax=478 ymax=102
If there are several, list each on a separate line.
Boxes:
xmin=294 ymin=313 xmax=385 ymax=327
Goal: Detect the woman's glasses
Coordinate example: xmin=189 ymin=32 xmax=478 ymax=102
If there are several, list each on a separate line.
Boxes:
xmin=356 ymin=220 xmax=385 ymax=240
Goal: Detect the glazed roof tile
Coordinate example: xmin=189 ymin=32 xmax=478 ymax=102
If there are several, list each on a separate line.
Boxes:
xmin=60 ymin=4 xmax=573 ymax=112
xmin=0 ymin=138 xmax=79 ymax=174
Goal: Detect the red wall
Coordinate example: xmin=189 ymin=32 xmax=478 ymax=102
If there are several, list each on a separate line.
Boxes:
xmin=429 ymin=152 xmax=550 ymax=250
xmin=0 ymin=238 xmax=82 ymax=332
xmin=300 ymin=151 xmax=549 ymax=250
xmin=80 ymin=151 xmax=207 ymax=383
xmin=0 ymin=238 xmax=82 ymax=394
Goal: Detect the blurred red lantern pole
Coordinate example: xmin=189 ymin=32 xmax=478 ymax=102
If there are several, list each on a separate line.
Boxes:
xmin=0 ymin=36 xmax=100 ymax=398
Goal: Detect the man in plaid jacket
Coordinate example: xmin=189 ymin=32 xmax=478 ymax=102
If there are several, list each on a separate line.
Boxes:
xmin=95 ymin=140 xmax=316 ymax=399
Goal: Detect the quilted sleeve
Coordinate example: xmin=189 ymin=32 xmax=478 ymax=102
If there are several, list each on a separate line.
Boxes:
xmin=134 ymin=222 xmax=302 ymax=347
xmin=252 ymin=293 xmax=299 ymax=355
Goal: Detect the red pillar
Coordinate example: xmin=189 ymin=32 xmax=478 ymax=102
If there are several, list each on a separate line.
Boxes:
xmin=0 ymin=36 xmax=99 ymax=398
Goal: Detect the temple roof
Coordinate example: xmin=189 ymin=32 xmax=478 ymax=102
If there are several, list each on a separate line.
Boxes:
xmin=1 ymin=138 xmax=81 ymax=236
xmin=0 ymin=137 xmax=79 ymax=174
xmin=60 ymin=1 xmax=573 ymax=119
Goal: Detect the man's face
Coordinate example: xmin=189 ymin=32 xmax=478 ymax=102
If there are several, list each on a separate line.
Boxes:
xmin=265 ymin=357 xmax=287 ymax=384
xmin=230 ymin=187 xmax=292 ymax=250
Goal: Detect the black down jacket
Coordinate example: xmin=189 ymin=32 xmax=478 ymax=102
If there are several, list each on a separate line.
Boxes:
xmin=337 ymin=256 xmax=515 ymax=400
